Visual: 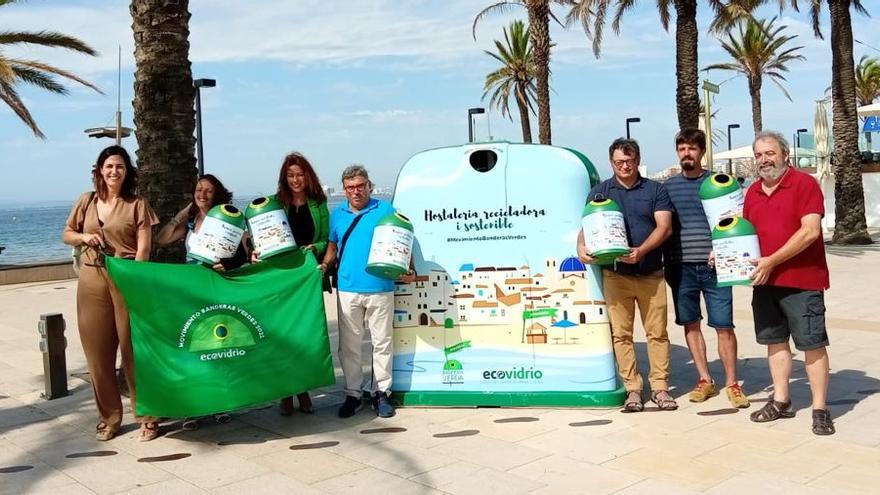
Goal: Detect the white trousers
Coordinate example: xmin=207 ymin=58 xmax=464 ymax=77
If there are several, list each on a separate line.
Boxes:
xmin=336 ymin=291 xmax=394 ymax=398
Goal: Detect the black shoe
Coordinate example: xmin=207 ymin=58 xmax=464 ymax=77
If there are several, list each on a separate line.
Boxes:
xmin=373 ymin=392 xmax=395 ymax=418
xmin=338 ymin=395 xmax=364 ymax=418
xmin=812 ymin=408 xmax=836 ymax=436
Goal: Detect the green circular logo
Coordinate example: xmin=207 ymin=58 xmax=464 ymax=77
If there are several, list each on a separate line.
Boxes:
xmin=213 ymin=324 xmax=229 ymax=339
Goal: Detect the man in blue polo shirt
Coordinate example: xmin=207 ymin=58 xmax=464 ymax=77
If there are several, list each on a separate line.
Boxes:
xmin=576 ymin=138 xmax=676 ymax=412
xmin=319 ymin=165 xmax=414 ymax=418
xmin=664 ymin=129 xmax=749 ymax=409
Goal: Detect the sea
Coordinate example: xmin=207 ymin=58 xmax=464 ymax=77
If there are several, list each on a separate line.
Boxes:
xmin=0 ymin=195 xmax=365 ymax=266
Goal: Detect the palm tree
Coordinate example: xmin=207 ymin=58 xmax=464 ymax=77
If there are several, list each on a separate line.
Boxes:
xmin=757 ymin=0 xmax=870 ymax=244
xmin=704 ymin=17 xmax=805 ymax=134
xmin=855 ymin=55 xmax=880 ymax=150
xmin=567 ymin=1 xmax=742 ymax=131
xmin=855 ymin=55 xmax=880 ymax=107
xmin=0 ymin=0 xmax=102 ymax=138
xmin=475 ymin=1 xmax=568 ymax=145
xmin=483 ymin=20 xmax=538 ymax=143
xmin=803 ymin=0 xmax=871 ymax=244
xmin=131 ymin=0 xmax=197 ymax=261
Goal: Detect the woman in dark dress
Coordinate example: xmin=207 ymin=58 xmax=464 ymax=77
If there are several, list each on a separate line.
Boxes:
xmin=273 ymin=152 xmax=330 ymax=415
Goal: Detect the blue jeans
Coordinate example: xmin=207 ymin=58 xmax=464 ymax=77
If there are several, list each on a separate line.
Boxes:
xmin=665 ymin=263 xmax=734 ymax=329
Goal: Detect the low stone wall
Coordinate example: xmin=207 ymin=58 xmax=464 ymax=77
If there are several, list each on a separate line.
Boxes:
xmin=0 ymin=260 xmax=75 ymax=285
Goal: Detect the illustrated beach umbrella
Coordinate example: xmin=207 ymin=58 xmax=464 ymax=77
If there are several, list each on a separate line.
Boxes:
xmin=815 ymin=99 xmax=831 ymax=181
xmin=552 ymin=319 xmax=576 ymax=344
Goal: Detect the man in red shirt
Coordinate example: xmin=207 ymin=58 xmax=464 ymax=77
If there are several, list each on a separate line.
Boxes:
xmin=742 ymin=131 xmax=833 ymax=435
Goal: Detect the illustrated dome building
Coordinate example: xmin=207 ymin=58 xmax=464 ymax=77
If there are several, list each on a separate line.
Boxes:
xmin=558 ymin=256 xmax=587 ymax=273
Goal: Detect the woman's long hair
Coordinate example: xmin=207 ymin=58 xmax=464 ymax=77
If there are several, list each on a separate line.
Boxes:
xmin=276 ymin=152 xmax=327 ymax=206
xmin=195 ymin=174 xmax=233 ymax=207
xmin=92 ymin=145 xmax=138 ymax=200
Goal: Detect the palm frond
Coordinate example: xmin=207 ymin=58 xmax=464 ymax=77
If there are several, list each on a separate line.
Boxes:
xmin=11 ymin=65 xmax=66 ymax=93
xmin=656 ymin=0 xmax=672 ymax=31
xmin=0 ymin=31 xmax=98 ymax=56
xmin=769 ymin=76 xmax=793 ymax=101
xmin=0 ymin=58 xmax=15 ymax=84
xmin=473 ymin=1 xmax=522 ymax=39
xmin=0 ymin=79 xmax=45 ymax=138
xmin=5 ymin=58 xmax=103 ymax=94
xmin=612 ymin=0 xmax=637 ymax=35
xmin=852 ymin=0 xmax=869 ymax=17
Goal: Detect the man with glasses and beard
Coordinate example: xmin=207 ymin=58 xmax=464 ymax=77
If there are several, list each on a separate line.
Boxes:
xmin=743 ymin=131 xmax=834 ymax=435
xmin=664 ymin=129 xmax=749 ymax=409
xmin=577 ymin=138 xmax=676 ymax=413
xmin=320 ymin=165 xmax=415 ymax=419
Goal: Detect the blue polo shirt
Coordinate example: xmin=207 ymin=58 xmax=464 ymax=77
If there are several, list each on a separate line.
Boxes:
xmin=329 ymin=198 xmax=396 ymax=293
xmin=589 ymin=176 xmax=674 ymax=276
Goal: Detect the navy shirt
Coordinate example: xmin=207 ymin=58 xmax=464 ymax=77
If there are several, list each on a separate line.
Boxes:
xmin=664 ymin=171 xmax=713 ymax=264
xmin=589 ymin=176 xmax=674 ymax=275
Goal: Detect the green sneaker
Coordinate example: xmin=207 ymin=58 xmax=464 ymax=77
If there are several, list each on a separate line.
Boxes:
xmin=688 ymin=379 xmax=718 ymax=402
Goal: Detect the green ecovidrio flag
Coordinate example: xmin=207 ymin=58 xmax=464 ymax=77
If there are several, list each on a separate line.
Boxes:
xmin=106 ymin=250 xmax=334 ymax=418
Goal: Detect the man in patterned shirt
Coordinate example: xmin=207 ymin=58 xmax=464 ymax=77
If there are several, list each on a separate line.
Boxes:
xmin=664 ymin=129 xmax=749 ymax=408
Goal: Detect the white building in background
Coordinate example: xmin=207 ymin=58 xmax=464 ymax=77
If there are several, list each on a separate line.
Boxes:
xmin=393 ymin=257 xmax=606 ymax=330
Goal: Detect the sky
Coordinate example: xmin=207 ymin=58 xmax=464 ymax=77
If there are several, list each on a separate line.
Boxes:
xmin=1 ymin=0 xmax=878 ymax=204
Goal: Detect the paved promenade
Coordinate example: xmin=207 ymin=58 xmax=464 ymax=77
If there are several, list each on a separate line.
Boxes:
xmin=2 ymin=239 xmax=880 ymax=494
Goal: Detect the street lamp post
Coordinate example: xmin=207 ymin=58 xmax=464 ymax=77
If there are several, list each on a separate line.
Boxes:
xmin=726 ymin=124 xmax=740 ymax=175
xmin=194 ymin=78 xmax=216 ymax=176
xmin=625 ymin=117 xmax=640 ymax=139
xmin=468 ymin=107 xmax=485 ymax=143
xmin=794 ymin=128 xmax=808 ymax=168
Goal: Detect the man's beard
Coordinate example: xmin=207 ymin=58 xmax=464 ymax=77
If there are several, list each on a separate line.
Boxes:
xmin=680 ymin=159 xmax=696 ymax=171
xmin=758 ymin=161 xmax=786 ymax=182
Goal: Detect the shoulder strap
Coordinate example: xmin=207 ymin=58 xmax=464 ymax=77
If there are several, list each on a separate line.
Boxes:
xmin=336 ymin=212 xmax=367 ymax=265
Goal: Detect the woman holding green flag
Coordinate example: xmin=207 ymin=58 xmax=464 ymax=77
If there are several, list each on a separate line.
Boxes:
xmin=157 ymin=174 xmax=248 ymax=430
xmin=62 ymin=145 xmax=160 ymax=442
xmin=262 ymin=152 xmax=330 ymax=415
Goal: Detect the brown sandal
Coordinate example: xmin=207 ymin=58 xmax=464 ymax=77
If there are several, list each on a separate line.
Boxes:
xmin=95 ymin=422 xmax=117 ymax=442
xmin=138 ymin=422 xmax=160 ymax=442
xmin=650 ymin=391 xmax=679 ymax=411
xmin=811 ymin=409 xmax=835 ymax=435
xmin=750 ymin=399 xmax=794 ymax=423
xmin=621 ymin=391 xmax=644 ymax=413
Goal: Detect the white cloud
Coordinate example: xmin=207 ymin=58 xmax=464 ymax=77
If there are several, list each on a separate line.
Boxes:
xmin=350 ymin=109 xmax=417 ymax=123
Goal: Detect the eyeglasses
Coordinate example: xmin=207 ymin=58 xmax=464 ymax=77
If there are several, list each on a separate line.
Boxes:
xmin=612 ymin=158 xmax=637 ymax=167
xmin=344 ymin=182 xmax=369 ymax=193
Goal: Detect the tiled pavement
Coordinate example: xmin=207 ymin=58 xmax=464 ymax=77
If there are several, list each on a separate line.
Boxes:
xmin=2 ymin=239 xmax=880 ymax=494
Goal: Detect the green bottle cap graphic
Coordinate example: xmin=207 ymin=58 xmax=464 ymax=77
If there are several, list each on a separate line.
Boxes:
xmin=206 ymin=204 xmax=246 ymax=229
xmin=711 ymin=216 xmax=757 ymax=239
xmin=244 ymin=195 xmax=283 ymax=219
xmin=699 ymin=173 xmax=741 ymax=200
xmin=581 ymin=196 xmax=622 ymax=216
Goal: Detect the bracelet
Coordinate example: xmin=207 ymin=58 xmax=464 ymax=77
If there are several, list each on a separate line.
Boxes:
xmin=169 ymin=218 xmax=180 ymax=226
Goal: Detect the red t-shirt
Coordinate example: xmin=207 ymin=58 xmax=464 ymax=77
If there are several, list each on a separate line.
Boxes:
xmin=743 ymin=167 xmax=830 ymax=291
